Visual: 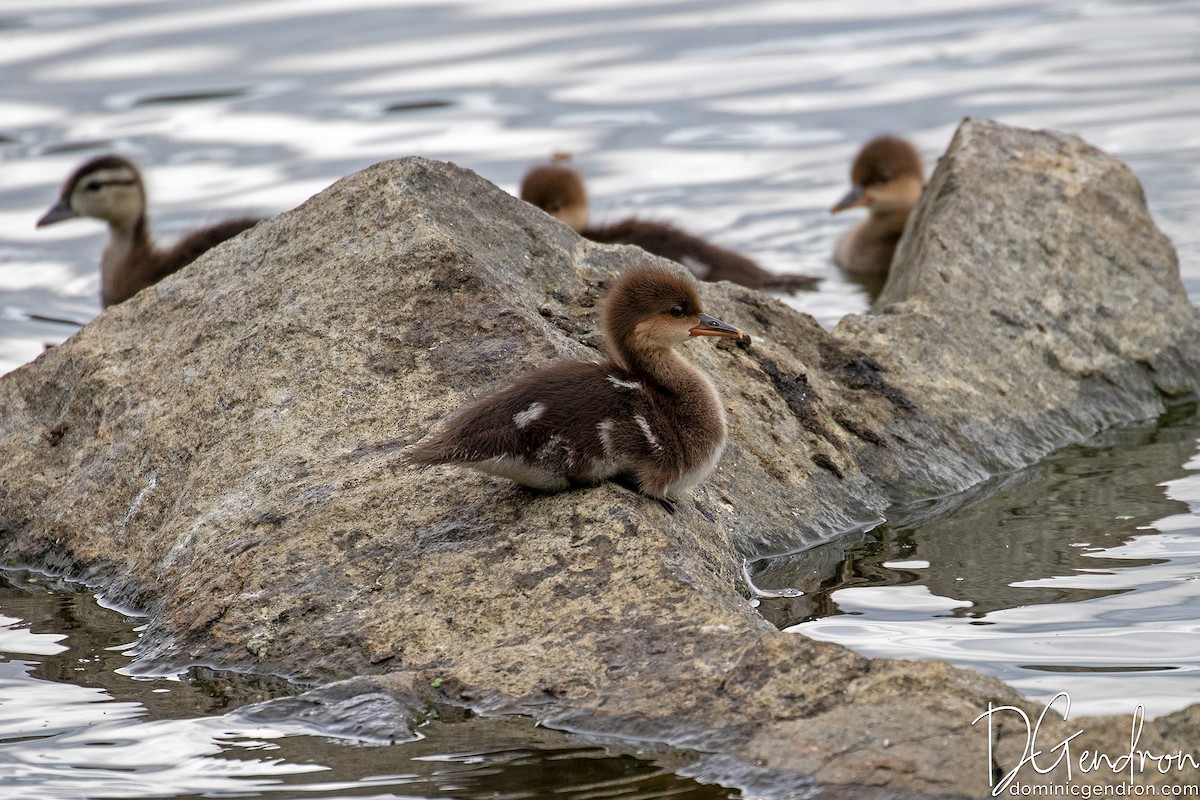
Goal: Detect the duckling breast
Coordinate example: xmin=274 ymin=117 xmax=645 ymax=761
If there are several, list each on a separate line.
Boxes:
xmin=645 ymin=369 xmax=729 ymax=496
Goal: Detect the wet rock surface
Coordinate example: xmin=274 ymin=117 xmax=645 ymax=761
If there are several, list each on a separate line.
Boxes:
xmin=1 ymin=118 xmax=1197 ymax=797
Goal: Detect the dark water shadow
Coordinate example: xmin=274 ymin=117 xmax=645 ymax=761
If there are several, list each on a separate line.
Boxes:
xmin=132 ymin=88 xmax=249 ymax=106
xmin=40 ymin=140 xmax=116 ymax=155
xmin=25 ymin=312 xmax=86 ymax=328
xmin=385 ymin=98 xmax=455 ymax=113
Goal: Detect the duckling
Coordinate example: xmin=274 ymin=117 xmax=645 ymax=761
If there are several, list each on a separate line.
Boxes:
xmin=520 ymin=163 xmax=819 ymax=292
xmin=406 ymin=265 xmax=744 ymax=512
xmin=831 ymin=136 xmax=925 ymax=278
xmin=36 ymin=154 xmax=260 ymax=308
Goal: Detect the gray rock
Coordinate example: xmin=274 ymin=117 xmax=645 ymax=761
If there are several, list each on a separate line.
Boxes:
xmin=1 ymin=118 xmax=1197 ymax=797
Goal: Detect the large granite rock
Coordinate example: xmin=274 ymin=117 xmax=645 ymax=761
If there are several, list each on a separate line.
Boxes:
xmin=1 ymin=118 xmax=1197 ymax=797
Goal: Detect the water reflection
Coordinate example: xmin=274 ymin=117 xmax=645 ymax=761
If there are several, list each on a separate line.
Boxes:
xmin=753 ymin=403 xmax=1200 ymax=717
xmin=0 ymin=571 xmax=733 ymax=799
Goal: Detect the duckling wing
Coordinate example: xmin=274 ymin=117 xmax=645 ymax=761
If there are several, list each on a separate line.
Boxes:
xmin=585 ymin=218 xmax=724 ymax=277
xmin=406 ymin=361 xmax=646 ymax=488
xmin=584 ymin=218 xmax=816 ymax=291
xmin=157 ymin=217 xmax=261 ymax=281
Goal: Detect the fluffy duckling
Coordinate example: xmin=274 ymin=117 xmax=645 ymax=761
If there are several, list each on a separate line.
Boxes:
xmin=407 ymin=265 xmax=744 ymax=512
xmin=520 ymin=163 xmax=818 ymax=292
xmin=37 ymin=154 xmax=260 ymax=308
xmin=831 ymin=136 xmax=925 ymax=278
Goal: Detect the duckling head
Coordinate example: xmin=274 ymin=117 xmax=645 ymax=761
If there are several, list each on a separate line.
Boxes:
xmin=602 ymin=266 xmax=741 ymax=369
xmin=520 ymin=163 xmax=589 ymax=232
xmin=831 ymin=136 xmax=924 ymax=216
xmin=37 ymin=154 xmax=146 ymax=232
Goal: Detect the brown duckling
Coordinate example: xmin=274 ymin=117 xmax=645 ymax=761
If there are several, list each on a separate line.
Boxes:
xmin=37 ymin=154 xmax=260 ymax=308
xmin=406 ymin=265 xmax=744 ymax=512
xmin=520 ymin=163 xmax=819 ymax=292
xmin=831 ymin=136 xmax=924 ymax=279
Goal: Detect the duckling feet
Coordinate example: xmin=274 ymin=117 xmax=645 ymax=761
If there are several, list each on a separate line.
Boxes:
xmin=610 ymin=474 xmax=676 ymax=515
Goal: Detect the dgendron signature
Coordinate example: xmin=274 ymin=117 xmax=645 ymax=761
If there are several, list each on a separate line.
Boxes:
xmin=972 ymin=692 xmax=1199 ymax=796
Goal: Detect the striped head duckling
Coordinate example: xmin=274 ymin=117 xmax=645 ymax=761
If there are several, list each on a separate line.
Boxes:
xmin=37 ymin=154 xmax=260 ymax=308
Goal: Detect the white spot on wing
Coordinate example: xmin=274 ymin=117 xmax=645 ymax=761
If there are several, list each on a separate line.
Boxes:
xmin=597 ymin=419 xmax=615 ymax=457
xmin=607 ymin=375 xmax=642 ymax=390
xmin=634 ymin=414 xmax=661 ymax=451
xmin=513 ymin=401 xmax=546 ymax=429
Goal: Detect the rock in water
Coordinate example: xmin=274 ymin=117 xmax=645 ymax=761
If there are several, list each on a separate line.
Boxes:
xmin=1 ymin=119 xmax=1197 ymax=798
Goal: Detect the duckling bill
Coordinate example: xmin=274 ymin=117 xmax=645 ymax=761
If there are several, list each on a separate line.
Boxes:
xmin=520 ymin=162 xmax=819 ymax=293
xmin=406 ymin=266 xmax=743 ymax=512
xmin=37 ymin=154 xmax=260 ymax=308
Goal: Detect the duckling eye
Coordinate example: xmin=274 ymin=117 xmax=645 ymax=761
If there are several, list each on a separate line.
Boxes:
xmin=669 ymin=305 xmax=686 ymax=318
xmin=84 ymin=180 xmax=102 ymax=192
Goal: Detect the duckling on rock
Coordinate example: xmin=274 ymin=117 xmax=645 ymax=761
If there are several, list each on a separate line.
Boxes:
xmin=831 ymin=136 xmax=925 ymax=281
xmin=520 ymin=161 xmax=819 ymax=293
xmin=406 ymin=265 xmax=744 ymax=513
xmin=37 ymin=154 xmax=260 ymax=308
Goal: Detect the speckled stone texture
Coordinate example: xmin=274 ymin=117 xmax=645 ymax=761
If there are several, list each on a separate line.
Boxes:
xmin=1 ymin=118 xmax=1197 ymax=798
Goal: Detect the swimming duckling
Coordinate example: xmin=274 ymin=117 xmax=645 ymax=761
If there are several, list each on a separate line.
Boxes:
xmin=520 ymin=163 xmax=819 ymax=292
xmin=37 ymin=154 xmax=260 ymax=308
xmin=406 ymin=265 xmax=744 ymax=512
xmin=831 ymin=136 xmax=925 ymax=279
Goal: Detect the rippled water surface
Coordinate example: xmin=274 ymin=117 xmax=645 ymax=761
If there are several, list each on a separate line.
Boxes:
xmin=752 ymin=403 xmax=1200 ymax=719
xmin=3 ymin=0 xmax=1200 ymax=367
xmin=2 ymin=0 xmax=1200 ymax=796
xmin=0 ymin=571 xmax=733 ymax=799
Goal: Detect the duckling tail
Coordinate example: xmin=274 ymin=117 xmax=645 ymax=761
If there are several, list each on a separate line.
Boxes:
xmin=402 ymin=436 xmax=456 ymax=467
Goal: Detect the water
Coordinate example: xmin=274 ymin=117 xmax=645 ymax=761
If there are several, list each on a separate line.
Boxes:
xmin=3 ymin=0 xmax=1200 ymax=368
xmin=2 ymin=0 xmax=1200 ymax=795
xmin=0 ymin=570 xmax=732 ymax=799
xmin=751 ymin=403 xmax=1200 ymax=719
